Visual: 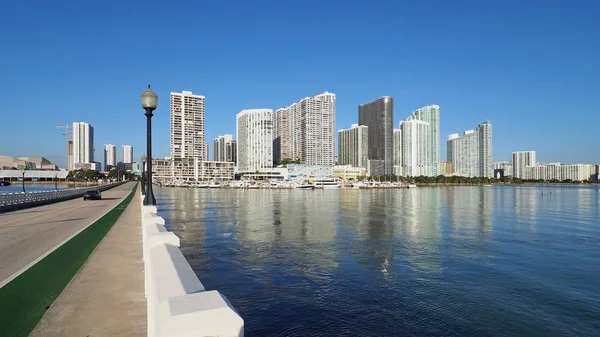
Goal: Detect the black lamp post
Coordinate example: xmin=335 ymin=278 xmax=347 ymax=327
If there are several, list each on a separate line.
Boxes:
xmin=141 ymin=85 xmax=158 ymax=206
xmin=141 ymin=155 xmax=147 ymax=195
xmin=54 ymin=173 xmax=58 ymax=191
xmin=21 ymin=168 xmax=26 ymax=193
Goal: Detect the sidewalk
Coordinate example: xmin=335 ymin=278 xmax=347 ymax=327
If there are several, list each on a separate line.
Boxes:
xmin=30 ymin=186 xmax=146 ymax=337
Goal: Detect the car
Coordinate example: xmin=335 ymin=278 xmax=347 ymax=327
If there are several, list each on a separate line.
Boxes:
xmin=83 ymin=190 xmax=102 ymax=200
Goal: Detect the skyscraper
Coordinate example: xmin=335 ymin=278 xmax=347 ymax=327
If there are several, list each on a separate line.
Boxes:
xmin=170 ymin=90 xmax=205 ymax=160
xmin=512 ymin=151 xmax=536 ymax=179
xmin=236 ymin=109 xmax=273 ymax=172
xmin=447 ymin=121 xmax=493 ymax=177
xmin=401 ymin=118 xmax=431 ymax=176
xmin=72 ymin=122 xmax=94 ymax=166
xmin=214 ymin=134 xmax=237 ymax=163
xmin=204 ymin=141 xmax=209 ymax=162
xmin=338 ymin=124 xmax=368 ymax=168
xmin=478 ymin=121 xmax=493 ymax=177
xmin=393 ymin=128 xmax=402 ymax=174
xmin=122 ymin=145 xmax=133 ymax=163
xmin=406 ymin=105 xmax=440 ymax=176
xmin=358 ymin=96 xmax=393 ymax=175
xmin=273 ymin=92 xmax=336 ymax=165
xmin=104 ymin=144 xmax=116 ymax=171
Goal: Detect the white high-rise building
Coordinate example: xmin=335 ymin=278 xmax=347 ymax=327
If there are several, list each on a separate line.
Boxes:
xmin=104 ymin=144 xmax=116 ymax=171
xmin=447 ymin=121 xmax=493 ymax=177
xmin=393 ymin=128 xmax=402 ymax=167
xmin=170 ymin=91 xmax=205 ymax=160
xmin=512 ymin=151 xmax=536 ymax=179
xmin=214 ymin=134 xmax=237 ymax=163
xmin=273 ymin=92 xmax=336 ymax=165
xmin=72 ymin=122 xmax=94 ymax=168
xmin=204 ymin=141 xmax=209 ymax=162
xmin=401 ymin=118 xmax=432 ymax=177
xmin=337 ymin=124 xmax=368 ymax=168
xmin=122 ymin=145 xmax=133 ymax=163
xmin=406 ymin=105 xmax=440 ymax=175
xmin=236 ymin=109 xmax=273 ymax=172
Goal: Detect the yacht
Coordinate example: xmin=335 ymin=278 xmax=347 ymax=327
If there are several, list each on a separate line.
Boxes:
xmin=407 ymin=184 xmax=417 ymax=188
xmin=312 ymin=177 xmax=341 ymax=189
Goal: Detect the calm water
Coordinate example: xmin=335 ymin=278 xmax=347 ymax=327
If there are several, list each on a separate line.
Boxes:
xmin=155 ymin=186 xmax=600 ymax=336
xmin=0 ymin=184 xmax=71 ymax=194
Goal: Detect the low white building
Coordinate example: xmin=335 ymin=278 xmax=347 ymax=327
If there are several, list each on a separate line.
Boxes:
xmin=524 ymin=163 xmax=594 ymax=181
xmin=287 ymin=164 xmax=333 ymax=179
xmin=151 ymin=158 xmax=235 ymax=181
xmin=333 ymin=165 xmax=366 ymax=180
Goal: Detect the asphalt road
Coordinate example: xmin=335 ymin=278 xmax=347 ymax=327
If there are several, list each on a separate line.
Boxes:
xmin=0 ymin=182 xmax=135 ymax=285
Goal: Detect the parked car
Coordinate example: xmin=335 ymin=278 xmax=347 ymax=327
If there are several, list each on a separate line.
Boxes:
xmin=83 ymin=190 xmax=102 ymax=200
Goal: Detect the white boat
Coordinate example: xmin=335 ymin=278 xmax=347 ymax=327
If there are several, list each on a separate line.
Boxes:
xmin=407 ymin=184 xmax=417 ymax=188
xmin=323 ymin=184 xmax=341 ymax=189
xmin=294 ymin=184 xmax=314 ymax=189
xmin=311 ymin=177 xmax=341 ymax=189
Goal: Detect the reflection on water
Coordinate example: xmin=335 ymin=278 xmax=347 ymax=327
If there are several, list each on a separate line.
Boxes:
xmin=155 ymin=186 xmax=600 ymax=336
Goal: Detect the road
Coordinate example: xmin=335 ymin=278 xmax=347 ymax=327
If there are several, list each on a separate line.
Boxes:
xmin=0 ymin=182 xmax=135 ymax=285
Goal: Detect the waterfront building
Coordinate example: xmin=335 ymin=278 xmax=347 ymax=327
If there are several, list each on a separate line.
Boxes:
xmin=204 ymin=141 xmax=209 ymax=162
xmin=440 ymin=161 xmax=452 ymax=176
xmin=214 ymin=134 xmax=237 ymax=164
xmin=401 ymin=118 xmax=432 ymax=177
xmin=122 ymin=145 xmax=133 ymax=164
xmin=103 ymin=144 xmax=116 ymax=171
xmin=151 ymin=157 xmax=235 ymax=181
xmin=286 ymin=164 xmax=333 ymax=179
xmin=0 ymin=156 xmax=58 ymax=170
xmin=524 ymin=163 xmax=595 ymax=181
xmin=333 ymin=165 xmax=366 ymax=181
xmin=72 ymin=122 xmax=94 ymax=168
xmin=236 ymin=109 xmax=273 ymax=173
xmin=512 ymin=151 xmax=536 ymax=179
xmin=358 ymin=96 xmax=394 ymax=175
xmin=273 ymin=92 xmax=336 ymax=165
xmin=393 ymin=128 xmax=402 ymax=168
xmin=406 ymin=105 xmax=440 ymax=175
xmin=447 ymin=121 xmax=493 ymax=178
xmin=338 ymin=124 xmax=368 ymax=168
xmin=493 ymin=161 xmax=513 ymax=178
xmin=170 ymin=90 xmax=205 ymax=161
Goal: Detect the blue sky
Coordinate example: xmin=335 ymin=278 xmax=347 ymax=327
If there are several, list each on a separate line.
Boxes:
xmin=0 ymin=0 xmax=598 ymax=168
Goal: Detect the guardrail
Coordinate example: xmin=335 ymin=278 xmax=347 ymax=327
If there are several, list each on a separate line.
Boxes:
xmin=0 ymin=182 xmax=126 ymax=212
xmin=141 ymin=199 xmax=244 ymax=337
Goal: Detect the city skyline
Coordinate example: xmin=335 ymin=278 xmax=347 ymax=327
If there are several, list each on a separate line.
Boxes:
xmin=1 ymin=2 xmax=598 ymax=167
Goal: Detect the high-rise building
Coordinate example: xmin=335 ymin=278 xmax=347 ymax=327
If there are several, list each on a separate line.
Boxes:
xmin=72 ymin=122 xmax=94 ymax=167
xmin=214 ymin=134 xmax=237 ymax=163
xmin=170 ymin=91 xmax=205 ymax=160
xmin=204 ymin=141 xmax=209 ymax=162
xmin=338 ymin=124 xmax=368 ymax=168
xmin=236 ymin=109 xmax=273 ymax=172
xmin=406 ymin=105 xmax=440 ymax=176
xmin=273 ymin=92 xmax=336 ymax=165
xmin=393 ymin=128 xmax=402 ymax=168
xmin=447 ymin=121 xmax=493 ymax=177
xmin=401 ymin=118 xmax=431 ymax=177
xmin=512 ymin=151 xmax=536 ymax=179
xmin=478 ymin=121 xmax=493 ymax=178
xmin=122 ymin=145 xmax=133 ymax=163
xmin=358 ymin=96 xmax=393 ymax=175
xmin=104 ymin=144 xmax=116 ymax=171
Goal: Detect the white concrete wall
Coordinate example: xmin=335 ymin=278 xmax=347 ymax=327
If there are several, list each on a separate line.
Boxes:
xmin=141 ymin=199 xmax=244 ymax=337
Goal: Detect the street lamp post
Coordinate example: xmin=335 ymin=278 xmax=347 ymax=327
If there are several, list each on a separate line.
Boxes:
xmin=54 ymin=173 xmax=58 ymax=191
xmin=21 ymin=168 xmax=26 ymax=193
xmin=141 ymin=155 xmax=147 ymax=195
xmin=141 ymin=85 xmax=158 ymax=206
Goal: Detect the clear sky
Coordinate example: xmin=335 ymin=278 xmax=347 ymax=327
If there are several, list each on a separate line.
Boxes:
xmin=0 ymin=0 xmax=598 ymax=168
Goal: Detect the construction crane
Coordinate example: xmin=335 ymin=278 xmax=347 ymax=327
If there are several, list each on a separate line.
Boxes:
xmin=57 ymin=124 xmax=70 ymax=170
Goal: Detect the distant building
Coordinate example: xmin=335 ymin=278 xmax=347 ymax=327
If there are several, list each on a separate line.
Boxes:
xmin=236 ymin=109 xmax=273 ymax=172
xmin=406 ymin=105 xmax=440 ymax=176
xmin=287 ymin=164 xmax=333 ymax=179
xmin=170 ymin=90 xmax=205 ymax=161
xmin=338 ymin=124 xmax=368 ymax=169
xmin=440 ymin=161 xmax=452 ymax=176
xmin=401 ymin=118 xmax=431 ymax=177
xmin=358 ymin=96 xmax=394 ymax=175
xmin=104 ymin=144 xmax=116 ymax=171
xmin=393 ymin=128 xmax=402 ymax=168
xmin=367 ymin=159 xmax=386 ymax=177
xmin=0 ymin=156 xmax=58 ymax=170
xmin=204 ymin=141 xmax=209 ymax=162
xmin=214 ymin=134 xmax=237 ymax=164
xmin=72 ymin=122 xmax=94 ymax=168
xmin=493 ymin=161 xmax=513 ymax=178
xmin=525 ymin=163 xmax=595 ymax=181
xmin=512 ymin=151 xmax=536 ymax=179
xmin=122 ymin=145 xmax=133 ymax=164
xmin=151 ymin=157 xmax=234 ymax=181
xmin=447 ymin=121 xmax=493 ymax=178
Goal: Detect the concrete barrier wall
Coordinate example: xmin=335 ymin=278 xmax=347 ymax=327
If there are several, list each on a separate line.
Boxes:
xmin=141 ymin=198 xmax=244 ymax=337
xmin=0 ymin=182 xmax=127 ymax=213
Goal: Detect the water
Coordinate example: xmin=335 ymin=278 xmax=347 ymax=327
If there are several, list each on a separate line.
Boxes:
xmin=155 ymin=186 xmax=600 ymax=336
xmin=0 ymin=184 xmax=72 ymax=194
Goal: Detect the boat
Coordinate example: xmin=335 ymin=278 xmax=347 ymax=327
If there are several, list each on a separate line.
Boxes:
xmin=407 ymin=184 xmax=417 ymax=188
xmin=311 ymin=177 xmax=341 ymax=189
xmin=0 ymin=181 xmax=11 ymax=186
xmin=294 ymin=184 xmax=314 ymax=189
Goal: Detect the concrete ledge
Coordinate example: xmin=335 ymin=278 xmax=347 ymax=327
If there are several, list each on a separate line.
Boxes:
xmin=141 ymin=195 xmax=244 ymax=337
